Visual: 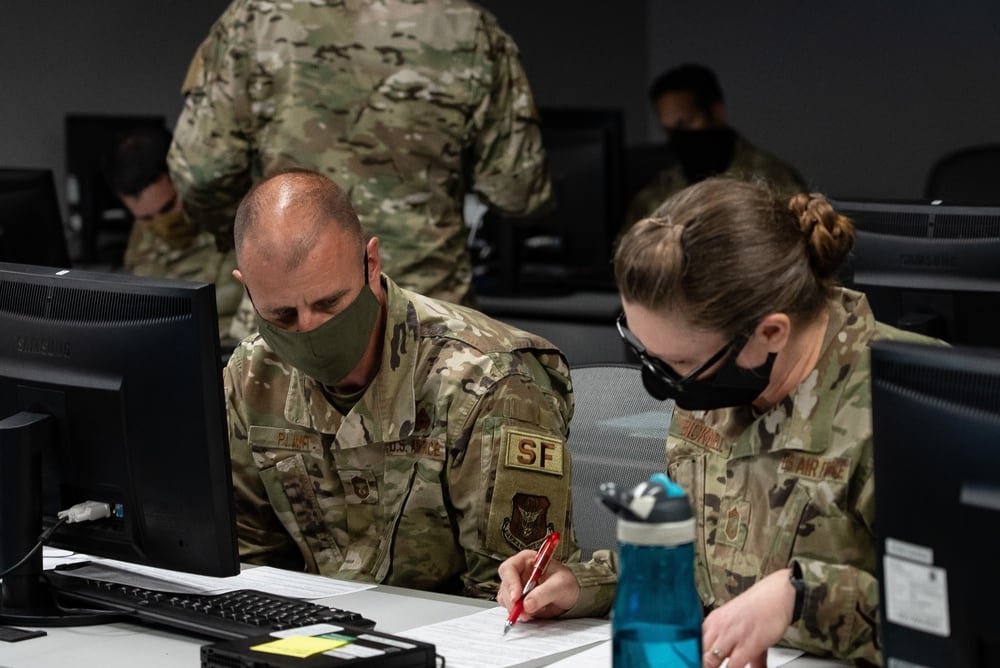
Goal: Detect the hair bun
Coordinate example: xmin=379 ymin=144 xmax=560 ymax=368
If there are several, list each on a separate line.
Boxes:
xmin=787 ymin=192 xmax=855 ymax=278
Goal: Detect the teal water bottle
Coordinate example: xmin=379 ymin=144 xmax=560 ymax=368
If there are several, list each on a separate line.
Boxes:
xmin=601 ymin=472 xmax=702 ymax=668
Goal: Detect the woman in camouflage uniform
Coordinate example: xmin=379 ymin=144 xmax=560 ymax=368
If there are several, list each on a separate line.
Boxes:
xmin=498 ymin=177 xmax=938 ymax=667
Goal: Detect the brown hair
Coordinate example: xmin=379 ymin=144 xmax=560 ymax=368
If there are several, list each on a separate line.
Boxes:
xmin=614 ymin=177 xmax=855 ymax=337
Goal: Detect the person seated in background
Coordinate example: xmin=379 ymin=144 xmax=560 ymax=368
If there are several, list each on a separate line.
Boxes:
xmin=226 ymin=169 xmax=578 ymax=598
xmin=102 ymin=126 xmax=243 ymax=340
xmin=625 ymin=64 xmax=807 ymax=226
xmin=498 ymin=178 xmax=942 ymax=667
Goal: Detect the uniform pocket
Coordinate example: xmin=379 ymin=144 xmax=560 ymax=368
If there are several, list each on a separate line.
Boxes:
xmin=248 ymin=426 xmax=347 ymax=571
xmin=667 ymin=454 xmax=714 ymax=608
xmin=385 ymin=455 xmax=463 ymax=589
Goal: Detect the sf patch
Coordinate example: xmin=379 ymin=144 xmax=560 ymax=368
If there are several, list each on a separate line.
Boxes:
xmin=501 ymin=493 xmax=555 ymax=551
xmin=486 ymin=421 xmax=570 ymax=556
xmin=502 ymin=426 xmax=564 ymax=476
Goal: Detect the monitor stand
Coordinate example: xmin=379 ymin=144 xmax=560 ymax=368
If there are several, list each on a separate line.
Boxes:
xmin=0 ymin=412 xmax=119 ymax=626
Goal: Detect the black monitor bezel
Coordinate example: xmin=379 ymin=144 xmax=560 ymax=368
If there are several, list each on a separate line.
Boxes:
xmin=0 ymin=262 xmax=238 ymax=624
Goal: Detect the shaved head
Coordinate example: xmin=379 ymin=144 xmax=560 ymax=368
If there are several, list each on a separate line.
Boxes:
xmin=234 ymin=169 xmax=365 ymax=271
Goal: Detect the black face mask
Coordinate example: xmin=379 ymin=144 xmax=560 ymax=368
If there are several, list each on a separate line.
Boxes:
xmin=640 ymin=348 xmax=776 ymax=411
xmin=668 ymin=127 xmax=737 ymax=184
xmin=617 ymin=312 xmax=775 ymax=411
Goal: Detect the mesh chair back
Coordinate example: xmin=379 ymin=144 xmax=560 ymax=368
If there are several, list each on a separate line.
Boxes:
xmin=567 ymin=364 xmax=674 ymax=559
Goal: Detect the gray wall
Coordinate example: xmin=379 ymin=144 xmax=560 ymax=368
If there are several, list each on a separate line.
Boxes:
xmin=645 ymin=2 xmax=1000 ymax=199
xmin=1 ymin=1 xmax=230 ymax=212
xmin=3 ymin=0 xmax=998 ymax=217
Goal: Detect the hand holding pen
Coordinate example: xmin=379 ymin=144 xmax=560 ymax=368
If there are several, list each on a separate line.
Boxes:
xmin=503 ymin=531 xmax=561 ymax=636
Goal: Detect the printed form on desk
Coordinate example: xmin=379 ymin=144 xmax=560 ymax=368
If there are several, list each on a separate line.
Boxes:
xmin=399 ymin=606 xmax=609 ymax=667
xmin=41 ymin=547 xmax=374 ymax=598
xmin=544 ymin=642 xmax=804 ymax=668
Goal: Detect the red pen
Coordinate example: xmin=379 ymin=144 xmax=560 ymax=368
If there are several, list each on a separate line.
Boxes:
xmin=503 ymin=531 xmax=561 ymax=636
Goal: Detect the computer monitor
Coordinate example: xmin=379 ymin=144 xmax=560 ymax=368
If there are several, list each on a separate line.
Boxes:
xmin=0 ymin=262 xmax=238 ymax=625
xmin=473 ymin=107 xmax=625 ymax=296
xmin=0 ymin=168 xmax=71 ymax=269
xmin=870 ymin=340 xmax=1000 ymax=667
xmin=833 ymin=198 xmax=1000 ymax=346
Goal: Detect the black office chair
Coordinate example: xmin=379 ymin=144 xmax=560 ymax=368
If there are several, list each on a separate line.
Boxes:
xmin=566 ymin=364 xmax=674 ymax=559
xmin=924 ymin=144 xmax=1000 ymax=204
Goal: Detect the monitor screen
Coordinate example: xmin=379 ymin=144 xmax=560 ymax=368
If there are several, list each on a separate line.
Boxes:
xmin=871 ymin=340 xmax=1000 ymax=667
xmin=833 ymin=198 xmax=1000 ymax=346
xmin=0 ymin=168 xmax=71 ymax=269
xmin=473 ymin=107 xmax=624 ymax=296
xmin=0 ymin=262 xmax=238 ymax=624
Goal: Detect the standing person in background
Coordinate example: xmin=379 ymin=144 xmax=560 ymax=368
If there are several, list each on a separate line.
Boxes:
xmin=103 ymin=126 xmax=242 ymax=341
xmin=168 ymin=0 xmax=554 ymax=340
xmin=226 ymin=169 xmax=577 ymax=597
xmin=626 ymin=64 xmax=807 ymax=226
xmin=498 ymin=178 xmax=941 ymax=667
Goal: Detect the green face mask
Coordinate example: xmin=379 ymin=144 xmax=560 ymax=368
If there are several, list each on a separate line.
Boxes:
xmin=254 ymin=283 xmax=380 ymax=388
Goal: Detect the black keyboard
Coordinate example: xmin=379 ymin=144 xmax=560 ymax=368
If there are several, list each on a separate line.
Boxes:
xmin=45 ymin=569 xmax=376 ymax=640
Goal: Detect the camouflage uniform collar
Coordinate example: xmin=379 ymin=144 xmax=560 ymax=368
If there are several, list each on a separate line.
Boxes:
xmin=728 ymin=287 xmax=876 ymax=458
xmin=292 ymin=275 xmax=418 ymax=445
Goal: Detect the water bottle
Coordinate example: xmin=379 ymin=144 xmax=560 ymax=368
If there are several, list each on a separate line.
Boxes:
xmin=601 ymin=472 xmax=702 ymax=668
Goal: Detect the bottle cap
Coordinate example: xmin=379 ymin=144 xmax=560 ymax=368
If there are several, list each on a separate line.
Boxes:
xmin=599 ymin=473 xmax=694 ymax=546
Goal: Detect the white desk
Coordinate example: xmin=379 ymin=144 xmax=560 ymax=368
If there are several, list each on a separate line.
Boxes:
xmin=4 ymin=580 xmax=848 ymax=667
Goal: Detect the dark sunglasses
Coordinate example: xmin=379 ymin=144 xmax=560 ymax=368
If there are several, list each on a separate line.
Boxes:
xmin=616 ymin=312 xmax=736 ymax=392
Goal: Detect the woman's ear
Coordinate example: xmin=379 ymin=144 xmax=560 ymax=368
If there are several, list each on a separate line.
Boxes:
xmin=756 ymin=313 xmax=792 ymax=352
xmin=740 ymin=313 xmax=791 ymax=366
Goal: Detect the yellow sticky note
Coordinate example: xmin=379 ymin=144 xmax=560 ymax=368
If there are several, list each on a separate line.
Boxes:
xmin=251 ymin=635 xmax=349 ymax=658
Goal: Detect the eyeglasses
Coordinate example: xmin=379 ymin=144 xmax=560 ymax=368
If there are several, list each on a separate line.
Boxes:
xmin=616 ymin=312 xmax=735 ymax=391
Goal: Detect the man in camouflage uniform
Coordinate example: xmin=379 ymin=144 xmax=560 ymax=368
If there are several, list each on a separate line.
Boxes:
xmin=103 ymin=126 xmax=243 ymax=340
xmin=558 ymin=288 xmax=940 ymax=665
xmin=168 ymin=0 xmax=554 ymax=341
xmin=625 ymin=64 xmax=806 ymax=225
xmin=226 ymin=170 xmax=577 ymax=598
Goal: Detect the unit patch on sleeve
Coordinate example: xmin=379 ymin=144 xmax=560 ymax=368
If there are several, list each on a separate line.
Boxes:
xmin=501 ymin=426 xmax=564 ymax=476
xmin=501 ymin=493 xmax=554 ymax=551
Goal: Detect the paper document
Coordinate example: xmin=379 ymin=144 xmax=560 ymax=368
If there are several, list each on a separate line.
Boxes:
xmin=399 ymin=606 xmax=610 ymax=668
xmin=41 ymin=547 xmax=374 ymax=599
xmin=546 ymin=641 xmax=803 ymax=668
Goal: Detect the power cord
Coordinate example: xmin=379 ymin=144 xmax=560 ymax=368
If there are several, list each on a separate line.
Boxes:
xmin=0 ymin=501 xmax=111 ymax=579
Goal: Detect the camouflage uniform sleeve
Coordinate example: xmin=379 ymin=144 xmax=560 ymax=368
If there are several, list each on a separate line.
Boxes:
xmin=445 ymin=356 xmax=578 ymax=599
xmin=562 ymin=549 xmax=618 ymax=618
xmin=224 ymin=346 xmax=305 ymax=571
xmin=783 ymin=393 xmax=881 ymax=663
xmin=465 ymin=14 xmax=553 ymax=217
xmin=167 ymin=3 xmax=255 ymax=250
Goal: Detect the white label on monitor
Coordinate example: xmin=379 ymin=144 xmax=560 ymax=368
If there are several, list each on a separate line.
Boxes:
xmin=884 ymin=554 xmax=951 ymax=637
xmin=885 ymin=537 xmax=933 ymax=565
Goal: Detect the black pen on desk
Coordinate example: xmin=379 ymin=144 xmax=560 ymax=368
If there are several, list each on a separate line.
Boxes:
xmin=503 ymin=531 xmax=561 ymax=636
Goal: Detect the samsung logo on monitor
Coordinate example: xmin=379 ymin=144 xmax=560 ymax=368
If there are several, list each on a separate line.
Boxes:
xmin=16 ymin=336 xmax=71 ymax=358
xmin=899 ymin=253 xmax=959 ymax=269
